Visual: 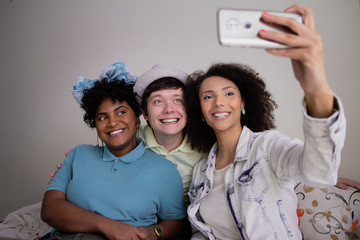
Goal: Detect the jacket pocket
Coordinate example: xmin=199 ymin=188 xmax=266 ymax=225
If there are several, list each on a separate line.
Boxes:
xmin=236 ymin=162 xmax=268 ymax=202
xmin=188 ymin=182 xmax=205 ymax=202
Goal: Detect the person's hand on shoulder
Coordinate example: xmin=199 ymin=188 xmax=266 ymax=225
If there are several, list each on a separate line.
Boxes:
xmin=48 ymin=163 xmax=62 ymax=184
xmin=47 ymin=150 xmax=69 ymax=184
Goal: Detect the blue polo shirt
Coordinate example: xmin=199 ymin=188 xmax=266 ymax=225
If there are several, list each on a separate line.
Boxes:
xmin=46 ymin=139 xmax=186 ymax=226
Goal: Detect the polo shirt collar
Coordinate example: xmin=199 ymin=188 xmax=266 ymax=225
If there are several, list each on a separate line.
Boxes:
xmin=143 ymin=125 xmax=192 ymax=153
xmin=100 ymin=138 xmax=146 ymax=163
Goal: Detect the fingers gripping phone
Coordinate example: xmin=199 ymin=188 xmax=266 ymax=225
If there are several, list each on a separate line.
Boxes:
xmin=217 ymin=9 xmax=303 ymax=48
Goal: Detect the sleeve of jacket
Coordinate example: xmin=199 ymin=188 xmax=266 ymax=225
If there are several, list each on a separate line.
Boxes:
xmin=263 ymin=95 xmax=346 ymax=187
xmin=300 ymin=95 xmax=346 ymax=186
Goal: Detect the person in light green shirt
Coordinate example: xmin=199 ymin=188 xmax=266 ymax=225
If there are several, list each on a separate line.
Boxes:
xmin=134 ymin=64 xmax=206 ymax=206
xmin=138 ymin=124 xmax=203 ymax=206
xmin=55 ymin=64 xmax=205 ymax=207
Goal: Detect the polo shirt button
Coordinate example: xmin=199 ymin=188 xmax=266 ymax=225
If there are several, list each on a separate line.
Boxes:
xmin=113 ymin=168 xmax=117 ymax=171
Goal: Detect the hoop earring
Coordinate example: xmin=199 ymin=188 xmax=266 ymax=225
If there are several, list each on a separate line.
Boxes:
xmin=97 ymin=135 xmax=104 ymax=147
xmin=97 ymin=135 xmax=104 ymax=158
xmin=242 ymin=109 xmax=246 ymax=115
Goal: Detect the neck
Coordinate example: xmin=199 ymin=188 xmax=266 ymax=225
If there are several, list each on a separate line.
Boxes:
xmin=108 ymin=137 xmax=137 ymax=157
xmin=214 ymin=126 xmax=242 ymax=170
xmin=153 ymin=131 xmax=184 ymax=152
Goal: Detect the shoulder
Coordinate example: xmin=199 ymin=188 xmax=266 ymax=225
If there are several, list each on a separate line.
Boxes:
xmin=71 ymin=144 xmax=98 ymax=153
xmin=66 ymin=144 xmax=100 ymax=161
xmin=73 ymin=144 xmax=97 ymax=150
xmin=143 ymin=148 xmax=177 ymax=168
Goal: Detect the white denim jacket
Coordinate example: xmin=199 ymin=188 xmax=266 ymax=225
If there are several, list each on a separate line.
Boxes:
xmin=188 ymin=97 xmax=346 ymax=240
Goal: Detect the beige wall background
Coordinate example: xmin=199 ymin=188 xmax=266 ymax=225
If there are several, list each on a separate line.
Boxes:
xmin=0 ymin=0 xmax=359 ymax=220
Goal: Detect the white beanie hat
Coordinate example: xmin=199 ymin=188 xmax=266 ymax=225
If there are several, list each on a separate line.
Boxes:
xmin=134 ymin=64 xmax=188 ymax=103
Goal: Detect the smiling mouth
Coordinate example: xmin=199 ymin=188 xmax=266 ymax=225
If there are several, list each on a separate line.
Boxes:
xmin=213 ymin=112 xmax=230 ymax=118
xmin=109 ymin=129 xmax=124 ymax=135
xmin=160 ymin=118 xmax=179 ymax=124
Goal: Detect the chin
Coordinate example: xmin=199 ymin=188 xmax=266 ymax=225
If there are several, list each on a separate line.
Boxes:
xmin=163 ymin=128 xmax=184 ymax=136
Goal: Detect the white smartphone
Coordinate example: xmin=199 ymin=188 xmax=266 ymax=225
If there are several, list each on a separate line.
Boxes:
xmin=217 ymin=9 xmax=303 ymax=48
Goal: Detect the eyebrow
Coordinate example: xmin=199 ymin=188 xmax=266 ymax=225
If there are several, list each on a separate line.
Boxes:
xmin=148 ymin=93 xmax=184 ymax=101
xmin=96 ymin=105 xmax=128 ymax=117
xmin=222 ymin=86 xmax=236 ymax=91
xmin=200 ymin=86 xmax=235 ymax=95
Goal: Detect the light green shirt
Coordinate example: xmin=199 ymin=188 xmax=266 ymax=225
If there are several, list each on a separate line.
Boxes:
xmin=138 ymin=124 xmax=205 ymax=206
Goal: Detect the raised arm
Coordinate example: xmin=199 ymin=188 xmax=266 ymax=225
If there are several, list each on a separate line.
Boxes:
xmin=257 ymin=4 xmax=347 ymax=187
xmin=259 ymin=4 xmax=334 ymax=118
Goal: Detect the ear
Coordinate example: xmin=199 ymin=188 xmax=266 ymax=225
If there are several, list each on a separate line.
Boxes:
xmin=141 ymin=109 xmax=149 ymax=121
xmin=135 ymin=117 xmax=141 ymax=127
xmin=241 ymin=100 xmax=245 ymax=110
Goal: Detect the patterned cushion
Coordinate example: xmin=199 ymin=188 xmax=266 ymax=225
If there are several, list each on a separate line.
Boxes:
xmin=295 ymin=182 xmax=360 ymax=240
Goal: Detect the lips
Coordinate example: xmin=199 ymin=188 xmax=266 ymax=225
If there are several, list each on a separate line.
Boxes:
xmin=213 ymin=112 xmax=230 ymax=118
xmin=109 ymin=129 xmax=124 ymax=136
xmin=160 ymin=118 xmax=179 ymax=124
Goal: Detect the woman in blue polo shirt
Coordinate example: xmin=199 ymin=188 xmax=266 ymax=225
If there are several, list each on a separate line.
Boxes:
xmin=41 ymin=62 xmax=186 ymax=240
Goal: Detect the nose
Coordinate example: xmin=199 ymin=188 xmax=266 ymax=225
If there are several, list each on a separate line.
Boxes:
xmin=107 ymin=115 xmax=119 ymax=127
xmin=214 ymin=96 xmax=224 ymax=108
xmin=163 ymin=101 xmax=175 ymax=113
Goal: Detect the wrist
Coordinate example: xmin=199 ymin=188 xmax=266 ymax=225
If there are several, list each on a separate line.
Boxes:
xmin=305 ymin=90 xmax=334 ymax=118
xmin=152 ymin=225 xmax=163 ymax=240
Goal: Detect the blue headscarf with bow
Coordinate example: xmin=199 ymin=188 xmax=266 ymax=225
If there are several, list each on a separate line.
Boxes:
xmin=72 ymin=62 xmax=138 ymax=105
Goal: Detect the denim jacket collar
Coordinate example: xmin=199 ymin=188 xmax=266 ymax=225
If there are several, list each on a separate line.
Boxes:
xmin=202 ymin=126 xmax=252 ymax=186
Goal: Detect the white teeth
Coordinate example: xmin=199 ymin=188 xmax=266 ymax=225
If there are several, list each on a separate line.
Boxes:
xmin=161 ymin=119 xmax=178 ymax=123
xmin=214 ymin=112 xmax=229 ymax=118
xmin=110 ymin=129 xmax=123 ymax=135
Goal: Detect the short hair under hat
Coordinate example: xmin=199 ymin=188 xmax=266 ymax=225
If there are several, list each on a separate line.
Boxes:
xmin=134 ymin=64 xmax=188 ymax=103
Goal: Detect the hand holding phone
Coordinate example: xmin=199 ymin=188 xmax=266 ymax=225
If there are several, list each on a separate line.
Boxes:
xmin=217 ymin=9 xmax=303 ymax=48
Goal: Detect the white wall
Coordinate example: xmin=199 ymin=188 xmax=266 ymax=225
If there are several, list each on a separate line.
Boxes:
xmin=1 ymin=0 xmax=359 ymax=220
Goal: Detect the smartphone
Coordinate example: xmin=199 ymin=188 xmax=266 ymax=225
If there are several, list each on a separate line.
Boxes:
xmin=217 ymin=9 xmax=303 ymax=48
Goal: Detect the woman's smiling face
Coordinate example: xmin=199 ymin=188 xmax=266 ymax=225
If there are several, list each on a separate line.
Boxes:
xmin=199 ymin=76 xmax=244 ymax=134
xmin=95 ymin=98 xmax=139 ymax=157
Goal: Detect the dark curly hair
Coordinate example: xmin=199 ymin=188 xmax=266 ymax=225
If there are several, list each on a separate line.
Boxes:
xmin=81 ymin=80 xmax=141 ymax=128
xmin=185 ymin=63 xmax=278 ymax=153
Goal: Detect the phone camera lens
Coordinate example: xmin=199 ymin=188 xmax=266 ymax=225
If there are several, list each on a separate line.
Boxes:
xmin=244 ymin=23 xmax=252 ymax=29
